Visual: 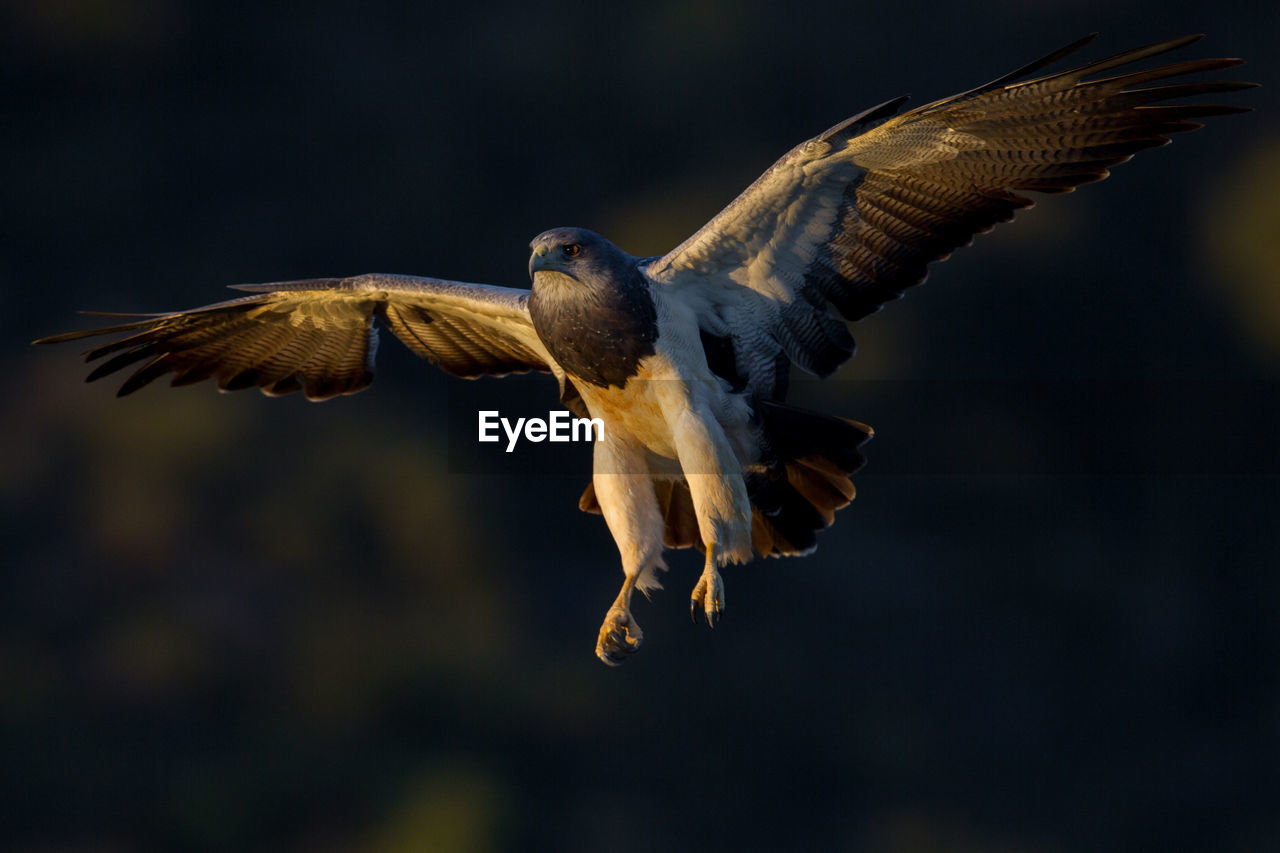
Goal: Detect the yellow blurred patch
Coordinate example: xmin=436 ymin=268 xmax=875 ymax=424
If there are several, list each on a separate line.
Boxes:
xmin=1202 ymin=135 xmax=1280 ymax=366
xmin=365 ymin=761 xmax=507 ymax=853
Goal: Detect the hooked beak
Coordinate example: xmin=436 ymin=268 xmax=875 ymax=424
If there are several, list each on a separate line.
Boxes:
xmin=529 ymin=245 xmax=549 ymax=280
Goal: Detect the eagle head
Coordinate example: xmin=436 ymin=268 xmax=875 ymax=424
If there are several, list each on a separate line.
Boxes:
xmin=525 ymin=225 xmax=658 ymax=387
xmin=528 ymin=227 xmax=632 ymax=287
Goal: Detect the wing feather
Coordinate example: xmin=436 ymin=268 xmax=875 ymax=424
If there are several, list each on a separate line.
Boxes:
xmin=648 ymin=35 xmax=1254 ymax=400
xmin=35 ymin=273 xmax=561 ymax=401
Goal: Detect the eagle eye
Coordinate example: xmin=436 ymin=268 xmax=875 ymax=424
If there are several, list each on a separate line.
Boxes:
xmin=563 ymin=243 xmax=581 ymax=258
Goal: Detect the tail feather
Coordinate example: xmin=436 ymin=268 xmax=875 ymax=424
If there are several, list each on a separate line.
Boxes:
xmin=748 ymin=401 xmax=873 ymax=558
xmin=788 ymin=458 xmax=859 ymax=525
xmin=758 ymin=400 xmax=873 ymax=473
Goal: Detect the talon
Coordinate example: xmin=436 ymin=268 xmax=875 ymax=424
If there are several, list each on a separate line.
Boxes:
xmin=595 ymin=605 xmax=643 ymax=665
xmin=689 ymin=575 xmax=706 ymax=624
xmin=689 ymin=567 xmax=725 ymax=628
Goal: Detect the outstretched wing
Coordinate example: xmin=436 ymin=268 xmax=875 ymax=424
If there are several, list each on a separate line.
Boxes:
xmin=35 ymin=274 xmax=562 ymax=401
xmin=646 ymin=34 xmax=1254 ymax=400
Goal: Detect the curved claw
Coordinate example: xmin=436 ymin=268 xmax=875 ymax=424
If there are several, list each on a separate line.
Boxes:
xmin=595 ymin=606 xmax=643 ymax=666
xmin=690 ymin=569 xmax=725 ymax=628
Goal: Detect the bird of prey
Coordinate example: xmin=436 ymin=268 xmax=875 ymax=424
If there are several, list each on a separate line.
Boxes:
xmin=36 ymin=35 xmax=1253 ymax=665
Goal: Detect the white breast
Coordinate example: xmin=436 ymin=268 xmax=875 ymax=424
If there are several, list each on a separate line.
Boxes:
xmin=575 ymin=285 xmax=758 ymax=468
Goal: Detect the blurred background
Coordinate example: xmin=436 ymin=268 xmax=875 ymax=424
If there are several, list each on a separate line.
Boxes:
xmin=3 ymin=1 xmax=1278 ymax=850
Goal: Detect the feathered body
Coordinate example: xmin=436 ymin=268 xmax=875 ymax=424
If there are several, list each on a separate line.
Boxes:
xmin=527 ymin=227 xmax=872 ymax=606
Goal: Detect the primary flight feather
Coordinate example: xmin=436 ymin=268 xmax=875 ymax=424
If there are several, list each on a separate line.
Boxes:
xmin=36 ymin=35 xmax=1254 ymax=665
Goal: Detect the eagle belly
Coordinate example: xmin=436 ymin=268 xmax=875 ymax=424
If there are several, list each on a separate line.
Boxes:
xmin=576 ymin=322 xmax=756 ymax=566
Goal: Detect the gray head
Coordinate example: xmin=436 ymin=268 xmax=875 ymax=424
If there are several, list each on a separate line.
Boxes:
xmin=528 ymin=227 xmax=634 ymax=285
xmin=525 ymin=226 xmax=658 ymax=388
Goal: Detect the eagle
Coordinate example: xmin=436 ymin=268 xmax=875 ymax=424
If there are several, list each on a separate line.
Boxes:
xmin=36 ymin=35 xmax=1253 ymax=665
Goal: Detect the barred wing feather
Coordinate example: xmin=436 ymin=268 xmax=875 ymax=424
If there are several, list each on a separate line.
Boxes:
xmin=35 ymin=274 xmax=558 ymax=401
xmin=647 ymin=34 xmax=1254 ymax=400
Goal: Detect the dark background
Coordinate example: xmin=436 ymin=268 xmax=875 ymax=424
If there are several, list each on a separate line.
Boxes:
xmin=4 ymin=1 xmax=1278 ymax=850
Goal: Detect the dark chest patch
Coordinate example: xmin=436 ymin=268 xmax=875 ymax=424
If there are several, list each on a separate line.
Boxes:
xmin=529 ymin=269 xmax=659 ymax=389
